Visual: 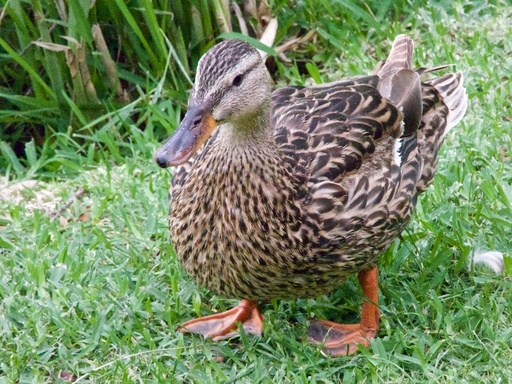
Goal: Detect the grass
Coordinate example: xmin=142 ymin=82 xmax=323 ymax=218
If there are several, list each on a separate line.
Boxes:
xmin=1 ymin=0 xmax=511 ymax=382
xmin=0 ymin=0 xmax=232 ymax=151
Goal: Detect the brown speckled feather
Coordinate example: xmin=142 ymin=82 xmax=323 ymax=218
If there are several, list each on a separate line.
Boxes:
xmin=167 ymin=35 xmax=467 ymax=300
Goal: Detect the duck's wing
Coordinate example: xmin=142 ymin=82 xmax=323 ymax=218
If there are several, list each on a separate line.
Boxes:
xmin=272 ymin=35 xmax=467 ymax=258
xmin=271 ymin=74 xmax=420 ymax=254
xmin=272 ymin=75 xmax=407 ymax=187
xmin=271 ymin=35 xmax=466 ymax=259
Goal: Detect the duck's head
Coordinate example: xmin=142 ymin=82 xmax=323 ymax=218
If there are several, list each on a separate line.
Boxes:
xmin=155 ymin=39 xmax=271 ymax=168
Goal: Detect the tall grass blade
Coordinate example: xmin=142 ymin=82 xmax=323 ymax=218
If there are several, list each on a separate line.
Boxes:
xmin=0 ymin=36 xmax=55 ymax=98
xmin=140 ymin=0 xmax=167 ymax=59
xmin=6 ymin=0 xmax=47 ymax=99
xmin=217 ymin=32 xmax=277 ymax=56
xmin=112 ymin=0 xmax=159 ymax=66
xmin=67 ymin=0 xmax=94 ymax=43
xmin=332 ymin=0 xmax=380 ymax=29
xmin=33 ymin=0 xmax=68 ymax=118
xmin=0 ymin=141 xmax=25 ymax=175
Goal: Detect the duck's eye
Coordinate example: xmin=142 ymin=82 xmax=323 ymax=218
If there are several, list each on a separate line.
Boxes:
xmin=232 ymin=74 xmax=243 ymax=87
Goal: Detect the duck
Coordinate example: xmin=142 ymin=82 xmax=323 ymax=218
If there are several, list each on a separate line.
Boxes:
xmin=154 ymin=35 xmax=467 ymax=356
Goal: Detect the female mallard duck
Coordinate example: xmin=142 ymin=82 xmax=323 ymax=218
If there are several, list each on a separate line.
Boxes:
xmin=155 ymin=35 xmax=467 ymax=356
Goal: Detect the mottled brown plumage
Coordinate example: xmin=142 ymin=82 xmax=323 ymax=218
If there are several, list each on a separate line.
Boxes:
xmin=155 ymin=35 xmax=467 ymax=355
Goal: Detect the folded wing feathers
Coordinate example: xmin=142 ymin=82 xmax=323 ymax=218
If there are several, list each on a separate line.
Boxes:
xmin=275 ymin=35 xmax=467 ymax=248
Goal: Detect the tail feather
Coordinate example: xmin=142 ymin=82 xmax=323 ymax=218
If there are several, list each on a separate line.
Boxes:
xmin=377 ymin=35 xmax=414 ymax=100
xmin=377 ymin=35 xmax=422 ymax=136
xmin=374 ymin=35 xmax=468 ymax=193
xmin=377 ymin=35 xmax=414 ymax=81
xmin=428 ymin=72 xmax=468 ymax=136
xmin=416 ymin=71 xmax=468 ymax=192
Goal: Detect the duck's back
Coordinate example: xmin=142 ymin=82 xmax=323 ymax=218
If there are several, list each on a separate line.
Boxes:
xmin=270 ymin=36 xmax=467 ymax=273
xmin=272 ymin=76 xmax=403 ymax=186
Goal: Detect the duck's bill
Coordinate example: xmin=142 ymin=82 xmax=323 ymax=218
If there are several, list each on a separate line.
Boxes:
xmin=154 ymin=105 xmax=217 ymax=168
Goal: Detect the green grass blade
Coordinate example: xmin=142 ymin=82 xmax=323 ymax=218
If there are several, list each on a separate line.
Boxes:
xmin=61 ymin=91 xmax=89 ymax=127
xmin=140 ymin=0 xmax=167 ymax=57
xmin=32 ymin=0 xmax=70 ymax=124
xmin=0 ymin=141 xmax=25 ymax=175
xmin=0 ymin=36 xmax=55 ymax=98
xmin=306 ymin=62 xmax=322 ymax=84
xmin=67 ymin=0 xmax=94 ymax=43
xmin=332 ymin=0 xmax=380 ymax=29
xmin=163 ymin=32 xmax=193 ymax=86
xmin=217 ymin=32 xmax=278 ymax=56
xmin=24 ymin=140 xmax=38 ymax=167
xmin=111 ymin=0 xmax=159 ymax=66
xmin=5 ymin=0 xmax=47 ymax=99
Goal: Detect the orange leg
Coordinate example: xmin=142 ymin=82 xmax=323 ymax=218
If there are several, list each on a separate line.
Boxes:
xmin=307 ymin=267 xmax=380 ymax=356
xmin=178 ymin=300 xmax=263 ymax=341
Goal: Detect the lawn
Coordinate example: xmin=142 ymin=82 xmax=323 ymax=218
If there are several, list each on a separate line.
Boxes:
xmin=0 ymin=0 xmax=511 ymax=383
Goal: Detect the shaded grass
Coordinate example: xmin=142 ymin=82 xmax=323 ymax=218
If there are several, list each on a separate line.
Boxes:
xmin=0 ymin=0 xmax=230 ymax=158
xmin=1 ymin=0 xmax=511 ymax=382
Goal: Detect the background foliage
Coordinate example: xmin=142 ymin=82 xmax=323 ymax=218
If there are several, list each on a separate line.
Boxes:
xmin=2 ymin=0 xmax=430 ymax=170
xmin=1 ymin=0 xmax=236 ymax=160
xmin=0 ymin=0 xmax=511 ymax=382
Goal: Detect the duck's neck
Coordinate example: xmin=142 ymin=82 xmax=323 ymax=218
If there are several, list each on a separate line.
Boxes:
xmin=177 ymin=103 xmax=302 ymax=255
xmin=216 ymin=102 xmax=274 ymax=149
